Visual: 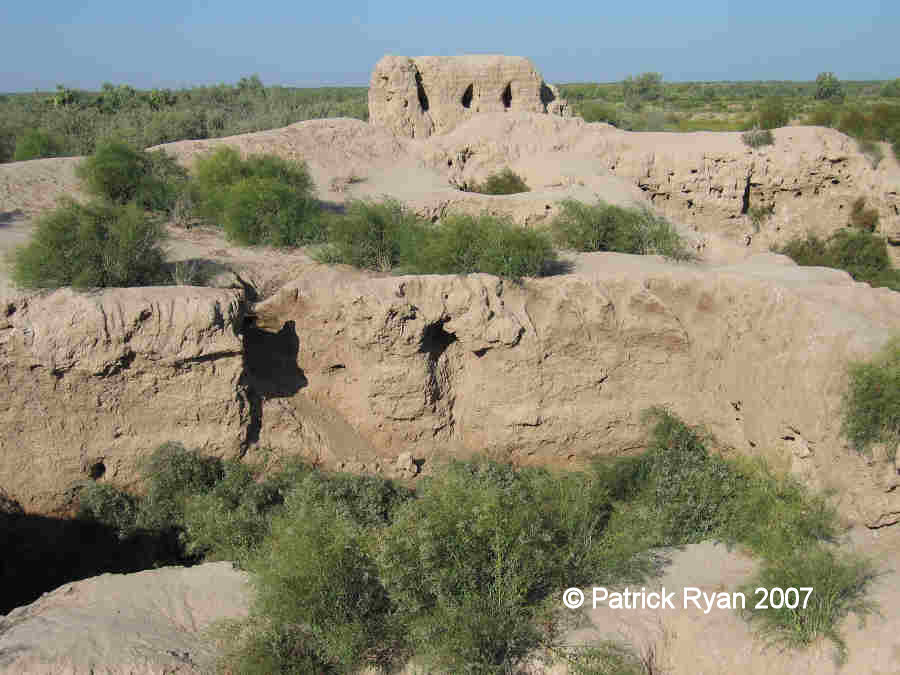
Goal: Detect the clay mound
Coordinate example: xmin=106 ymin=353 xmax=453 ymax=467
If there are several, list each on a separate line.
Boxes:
xmin=0 ymin=562 xmax=250 ymax=675
xmin=0 ymin=156 xmax=83 ymax=217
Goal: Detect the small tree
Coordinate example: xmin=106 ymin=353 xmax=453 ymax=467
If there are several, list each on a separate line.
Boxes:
xmin=623 ymin=72 xmax=663 ymax=109
xmin=815 ymin=72 xmax=845 ymax=102
xmin=882 ymin=79 xmax=900 ymax=98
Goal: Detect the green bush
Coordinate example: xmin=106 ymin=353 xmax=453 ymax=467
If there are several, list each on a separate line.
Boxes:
xmin=187 ymin=146 xmax=319 ymax=245
xmin=558 ymin=641 xmax=648 ymax=675
xmin=807 ymin=104 xmax=839 ymax=127
xmin=883 ymin=79 xmax=900 ymax=98
xmin=740 ymin=548 xmax=876 ymax=663
xmin=849 ymin=196 xmax=880 ymax=231
xmin=220 ymin=177 xmax=324 ymax=246
xmin=245 ymin=491 xmax=395 ymax=673
xmin=135 ymin=441 xmax=223 ymax=532
xmin=841 ymin=338 xmax=900 ymax=456
xmin=748 ymin=203 xmax=775 ymax=232
xmin=11 ymin=198 xmax=167 ymax=289
xmin=755 ymin=96 xmax=789 ymax=130
xmin=577 ymin=101 xmax=625 ymax=126
xmin=742 ymin=127 xmax=775 ymax=148
xmin=13 ymin=128 xmax=65 ymax=161
xmin=465 ymin=167 xmax=530 ymax=195
xmin=418 ymin=212 xmax=558 ymax=279
xmin=376 ymin=459 xmax=611 ymax=672
xmin=838 ymin=106 xmax=869 ymax=139
xmin=776 ymin=229 xmax=900 ymax=291
xmin=75 ymin=139 xmax=186 ymax=212
xmin=551 ymin=199 xmax=693 ymax=260
xmin=78 ymin=483 xmax=140 ymax=540
xmin=181 ymin=460 xmax=284 ymax=562
xmin=316 ymin=199 xmax=428 ymax=272
xmin=857 ymin=139 xmax=884 ymax=169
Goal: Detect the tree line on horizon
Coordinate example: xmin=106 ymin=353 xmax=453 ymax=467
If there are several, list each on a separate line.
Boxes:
xmin=1 ymin=71 xmax=899 ymax=164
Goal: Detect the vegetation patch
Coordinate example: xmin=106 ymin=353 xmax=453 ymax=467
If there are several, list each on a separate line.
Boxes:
xmin=0 ymin=78 xmax=368 ymax=162
xmin=464 ymin=167 xmax=530 ymax=195
xmin=849 ymin=196 xmax=880 ymax=232
xmin=11 ymin=197 xmax=167 ymax=289
xmin=742 ymin=127 xmax=775 ymax=148
xmin=186 ymin=146 xmax=322 ymax=246
xmin=775 ymin=229 xmax=900 ymax=291
xmin=73 ymin=404 xmax=876 ymax=672
xmin=75 ymin=139 xmax=187 ymax=213
xmin=841 ymin=338 xmax=900 ymax=456
xmin=317 ymin=202 xmax=558 ymax=280
xmin=13 ymin=128 xmax=66 ymax=161
xmin=551 ymin=198 xmax=694 ymax=260
xmin=418 ymin=211 xmax=557 ymax=279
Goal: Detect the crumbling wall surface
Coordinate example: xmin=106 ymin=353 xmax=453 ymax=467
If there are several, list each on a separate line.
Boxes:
xmin=0 ymin=287 xmax=249 ymax=513
xmin=368 ymin=54 xmax=569 ymax=139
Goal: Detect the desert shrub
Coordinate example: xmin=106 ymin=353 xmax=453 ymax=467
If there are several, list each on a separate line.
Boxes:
xmin=417 ymin=211 xmax=558 ymax=279
xmin=748 ymin=203 xmax=775 ymax=232
xmin=740 ymin=548 xmax=876 ymax=663
xmin=466 ymin=167 xmax=530 ymax=195
xmin=245 ymin=490 xmax=396 ymax=673
xmin=558 ymin=641 xmax=650 ymax=675
xmin=755 ymin=96 xmax=789 ymax=130
xmin=776 ymin=229 xmax=900 ymax=291
xmin=376 ymin=459 xmax=612 ymax=672
xmin=849 ymin=196 xmax=880 ymax=231
xmin=577 ymin=101 xmax=625 ymax=126
xmin=289 ymin=468 xmax=414 ymax=528
xmin=837 ymin=106 xmax=869 ymax=139
xmin=316 ymin=199 xmax=428 ymax=272
xmin=186 ymin=146 xmax=246 ymax=221
xmin=742 ymin=127 xmax=775 ymax=148
xmin=815 ymin=72 xmax=845 ymax=102
xmin=75 ymin=139 xmax=186 ymax=212
xmin=807 ymin=104 xmax=840 ymax=127
xmin=857 ymin=139 xmax=884 ymax=169
xmin=135 ymin=441 xmax=224 ymax=532
xmin=551 ymin=199 xmax=693 ymax=260
xmin=13 ymin=128 xmax=65 ymax=161
xmin=220 ymin=177 xmax=324 ymax=246
xmin=78 ymin=483 xmax=140 ymax=540
xmin=187 ymin=146 xmax=320 ymax=244
xmin=181 ymin=459 xmax=285 ymax=561
xmin=11 ymin=198 xmax=167 ymax=289
xmin=596 ymin=409 xmax=871 ymax=657
xmin=633 ymin=408 xmax=743 ymax=544
xmin=841 ymin=338 xmax=900 ymax=456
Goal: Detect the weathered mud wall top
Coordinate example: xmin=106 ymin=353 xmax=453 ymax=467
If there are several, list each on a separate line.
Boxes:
xmin=368 ymin=54 xmax=570 ymax=139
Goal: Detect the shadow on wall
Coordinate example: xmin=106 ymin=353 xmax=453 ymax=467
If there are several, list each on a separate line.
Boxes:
xmin=241 ymin=319 xmax=307 ymax=398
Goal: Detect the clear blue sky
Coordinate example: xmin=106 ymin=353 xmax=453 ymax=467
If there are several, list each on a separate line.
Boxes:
xmin=2 ymin=0 xmax=898 ymax=92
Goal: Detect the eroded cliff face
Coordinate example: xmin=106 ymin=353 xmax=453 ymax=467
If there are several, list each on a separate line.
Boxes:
xmin=243 ymin=256 xmax=900 ymax=529
xmin=0 ymin=287 xmax=248 ymax=513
